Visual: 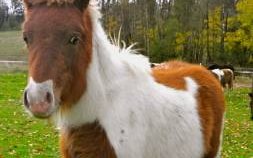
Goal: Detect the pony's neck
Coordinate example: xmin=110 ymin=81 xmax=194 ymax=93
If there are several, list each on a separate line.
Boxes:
xmin=55 ymin=7 xmax=151 ymax=129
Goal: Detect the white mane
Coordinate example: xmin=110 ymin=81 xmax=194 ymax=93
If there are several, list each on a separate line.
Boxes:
xmin=89 ymin=1 xmax=151 ymax=78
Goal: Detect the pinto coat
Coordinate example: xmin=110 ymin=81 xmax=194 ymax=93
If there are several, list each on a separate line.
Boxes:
xmin=22 ymin=0 xmax=226 ymax=158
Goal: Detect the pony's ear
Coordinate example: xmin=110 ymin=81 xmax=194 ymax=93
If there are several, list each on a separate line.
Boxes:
xmin=74 ymin=0 xmax=90 ymax=11
xmin=23 ymin=0 xmax=32 ymax=9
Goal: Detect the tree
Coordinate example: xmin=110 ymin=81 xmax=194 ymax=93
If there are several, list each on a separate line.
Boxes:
xmin=11 ymin=0 xmax=24 ymax=23
xmin=0 ymin=0 xmax=8 ymax=28
xmin=225 ymin=0 xmax=253 ymax=66
xmin=100 ymin=0 xmax=252 ymax=66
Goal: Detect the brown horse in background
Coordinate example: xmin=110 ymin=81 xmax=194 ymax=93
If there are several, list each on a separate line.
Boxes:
xmin=221 ymin=69 xmax=234 ymax=89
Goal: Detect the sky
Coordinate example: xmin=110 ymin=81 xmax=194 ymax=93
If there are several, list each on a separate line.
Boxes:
xmin=3 ymin=0 xmax=11 ymax=8
xmin=2 ymin=0 xmax=12 ymax=13
xmin=5 ymin=0 xmax=11 ymax=7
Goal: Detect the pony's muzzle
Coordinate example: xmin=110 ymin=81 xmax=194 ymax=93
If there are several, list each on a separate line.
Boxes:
xmin=23 ymin=78 xmax=55 ymax=118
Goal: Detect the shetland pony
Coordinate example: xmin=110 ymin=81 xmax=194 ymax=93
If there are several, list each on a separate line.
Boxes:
xmin=221 ymin=69 xmax=234 ymax=90
xmin=210 ymin=68 xmax=233 ymax=90
xmin=22 ymin=0 xmax=225 ymax=158
xmin=208 ymin=64 xmax=235 ymax=74
xmin=208 ymin=64 xmax=235 ymax=80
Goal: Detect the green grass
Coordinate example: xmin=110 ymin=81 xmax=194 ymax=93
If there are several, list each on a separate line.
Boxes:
xmin=0 ymin=73 xmax=58 ymax=158
xmin=222 ymin=89 xmax=253 ymax=157
xmin=0 ymin=31 xmax=26 ymax=61
xmin=0 ymin=73 xmax=252 ymax=157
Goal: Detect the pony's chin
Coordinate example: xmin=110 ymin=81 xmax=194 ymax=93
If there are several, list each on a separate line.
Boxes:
xmin=32 ymin=113 xmax=51 ymax=119
xmin=29 ymin=109 xmax=54 ymax=119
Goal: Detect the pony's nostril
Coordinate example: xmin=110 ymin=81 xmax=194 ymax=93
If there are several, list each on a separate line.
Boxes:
xmin=45 ymin=92 xmax=52 ymax=104
xmin=24 ymin=90 xmax=29 ymax=108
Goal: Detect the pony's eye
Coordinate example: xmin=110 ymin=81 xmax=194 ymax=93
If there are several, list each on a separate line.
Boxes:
xmin=23 ymin=36 xmax=28 ymax=44
xmin=69 ymin=36 xmax=79 ymax=45
xmin=23 ymin=32 xmax=32 ymax=45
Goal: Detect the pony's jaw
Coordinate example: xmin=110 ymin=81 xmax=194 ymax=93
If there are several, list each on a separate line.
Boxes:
xmin=24 ymin=77 xmax=60 ymax=118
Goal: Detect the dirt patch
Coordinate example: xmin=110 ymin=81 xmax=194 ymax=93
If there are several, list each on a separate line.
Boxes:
xmin=234 ymin=82 xmax=252 ymax=88
xmin=234 ymin=76 xmax=252 ymax=88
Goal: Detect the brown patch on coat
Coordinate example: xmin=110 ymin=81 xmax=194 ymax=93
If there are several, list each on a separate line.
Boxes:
xmin=152 ymin=61 xmax=194 ymax=90
xmin=152 ymin=61 xmax=225 ymax=158
xmin=60 ymin=122 xmax=117 ymax=158
xmin=61 ymin=9 xmax=93 ymax=108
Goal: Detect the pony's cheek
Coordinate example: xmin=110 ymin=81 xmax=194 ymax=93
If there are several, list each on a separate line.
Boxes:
xmin=53 ymin=69 xmax=71 ymax=102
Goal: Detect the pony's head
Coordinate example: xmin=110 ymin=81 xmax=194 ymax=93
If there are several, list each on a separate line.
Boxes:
xmin=23 ymin=0 xmax=92 ymax=118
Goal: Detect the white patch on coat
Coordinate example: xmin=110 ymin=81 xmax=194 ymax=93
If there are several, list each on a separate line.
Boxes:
xmin=185 ymin=77 xmax=198 ymax=96
xmin=211 ymin=69 xmax=224 ymax=81
xmin=51 ymin=3 xmax=208 ymax=158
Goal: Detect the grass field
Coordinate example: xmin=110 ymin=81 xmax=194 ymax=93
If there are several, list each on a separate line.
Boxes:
xmin=223 ymin=89 xmax=253 ymax=157
xmin=0 ymin=73 xmax=252 ymax=157
xmin=0 ymin=74 xmax=58 ymax=158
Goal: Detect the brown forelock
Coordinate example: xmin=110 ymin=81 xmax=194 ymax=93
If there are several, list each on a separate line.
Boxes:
xmin=60 ymin=122 xmax=117 ymax=158
xmin=152 ymin=61 xmax=225 ymax=158
xmin=24 ymin=4 xmax=92 ymax=107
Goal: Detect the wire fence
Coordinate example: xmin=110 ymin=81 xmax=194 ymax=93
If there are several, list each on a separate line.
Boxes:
xmin=0 ymin=60 xmax=252 ymax=77
xmin=0 ymin=60 xmax=27 ymax=72
xmin=235 ymin=67 xmax=253 ymax=77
